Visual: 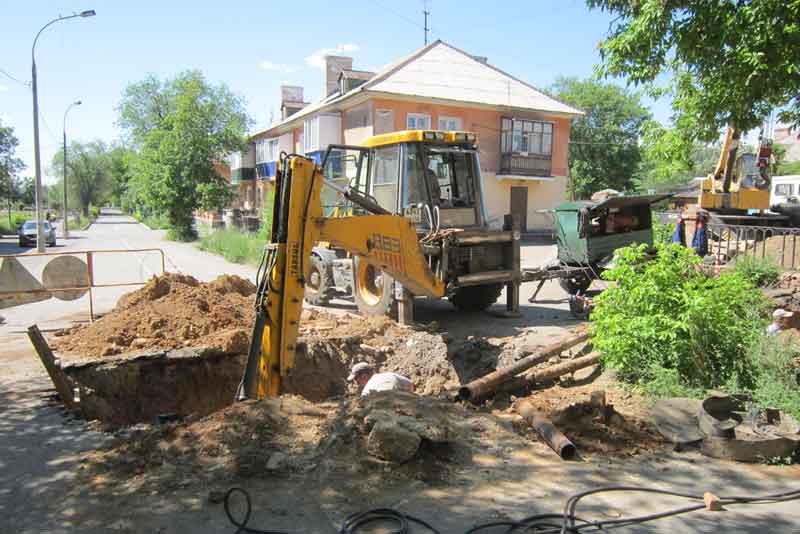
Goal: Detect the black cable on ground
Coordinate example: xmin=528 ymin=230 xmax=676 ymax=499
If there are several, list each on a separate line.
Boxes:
xmin=223 ymin=485 xmax=800 ymax=534
xmin=338 ymin=508 xmax=441 ymax=534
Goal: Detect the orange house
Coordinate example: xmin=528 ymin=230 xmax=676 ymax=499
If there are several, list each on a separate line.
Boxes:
xmin=230 ymin=40 xmax=582 ymax=232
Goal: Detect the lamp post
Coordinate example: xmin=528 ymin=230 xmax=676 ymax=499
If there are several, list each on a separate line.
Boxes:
xmin=62 ymin=100 xmax=81 ymax=239
xmin=31 ymin=9 xmax=95 ymax=252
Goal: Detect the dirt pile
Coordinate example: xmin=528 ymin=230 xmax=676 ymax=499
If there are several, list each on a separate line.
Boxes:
xmin=53 ymin=273 xmax=256 ymax=359
xmin=77 ymin=392 xmax=493 ymax=491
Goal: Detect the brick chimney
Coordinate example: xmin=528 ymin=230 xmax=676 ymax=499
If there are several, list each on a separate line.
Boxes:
xmin=325 ymin=55 xmax=353 ymax=96
xmin=280 ymin=85 xmax=305 ymax=120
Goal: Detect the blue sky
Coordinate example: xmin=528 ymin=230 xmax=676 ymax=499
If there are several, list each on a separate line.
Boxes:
xmin=2 ymin=0 xmax=672 ymax=183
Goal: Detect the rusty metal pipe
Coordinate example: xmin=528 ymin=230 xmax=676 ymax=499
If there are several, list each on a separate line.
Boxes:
xmin=516 ymin=399 xmax=576 ymax=460
xmin=458 ymin=331 xmax=590 ymax=403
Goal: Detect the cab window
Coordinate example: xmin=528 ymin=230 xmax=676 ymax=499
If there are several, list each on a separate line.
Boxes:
xmin=371 ymin=145 xmax=400 ymax=212
xmin=402 ymin=144 xmax=429 ymax=208
xmin=425 ymin=148 xmax=475 ymax=208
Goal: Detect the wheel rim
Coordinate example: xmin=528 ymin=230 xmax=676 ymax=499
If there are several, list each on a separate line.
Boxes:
xmin=357 ymin=262 xmax=383 ymax=306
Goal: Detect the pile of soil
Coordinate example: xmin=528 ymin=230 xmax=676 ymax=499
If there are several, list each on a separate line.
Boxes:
xmin=510 ymin=380 xmax=667 ymax=457
xmin=77 ymin=392 xmax=505 ymax=492
xmin=53 ymin=273 xmax=256 ymax=358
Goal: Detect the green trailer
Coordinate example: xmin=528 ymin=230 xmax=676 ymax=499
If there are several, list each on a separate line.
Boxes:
xmin=523 ymin=194 xmax=670 ymax=299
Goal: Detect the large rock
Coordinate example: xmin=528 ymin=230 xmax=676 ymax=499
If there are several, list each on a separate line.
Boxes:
xmin=366 ymin=420 xmax=422 ymax=463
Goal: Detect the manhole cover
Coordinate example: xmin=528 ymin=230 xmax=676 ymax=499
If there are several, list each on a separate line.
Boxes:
xmin=42 ymin=256 xmax=89 ymax=301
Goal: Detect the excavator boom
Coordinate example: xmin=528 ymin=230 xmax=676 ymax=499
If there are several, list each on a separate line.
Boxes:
xmin=240 ymin=155 xmax=446 ymax=399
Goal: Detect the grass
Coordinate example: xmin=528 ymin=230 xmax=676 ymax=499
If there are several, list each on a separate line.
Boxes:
xmin=197 ymin=225 xmax=267 ymax=265
xmin=133 ymin=211 xmax=170 ymax=230
xmin=731 ymin=255 xmax=781 ymax=287
xmin=0 ymin=211 xmax=34 ymax=235
xmin=66 ymin=213 xmax=91 ymax=230
xmin=635 ymin=333 xmax=800 ymax=421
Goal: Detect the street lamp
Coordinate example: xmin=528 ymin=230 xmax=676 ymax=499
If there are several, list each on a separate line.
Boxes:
xmin=62 ymin=100 xmax=82 ymax=239
xmin=31 ymin=9 xmax=96 ymax=251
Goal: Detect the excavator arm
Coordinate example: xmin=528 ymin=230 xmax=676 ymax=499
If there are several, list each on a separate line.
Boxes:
xmin=240 ymin=154 xmax=446 ymax=399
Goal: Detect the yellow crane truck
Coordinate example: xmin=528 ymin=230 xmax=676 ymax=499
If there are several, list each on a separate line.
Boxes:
xmin=699 ymin=126 xmax=778 ymax=224
xmin=240 ymin=130 xmax=521 ymax=398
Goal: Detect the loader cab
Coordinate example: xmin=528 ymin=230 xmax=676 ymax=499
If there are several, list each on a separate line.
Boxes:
xmin=322 ymin=130 xmax=488 ymax=230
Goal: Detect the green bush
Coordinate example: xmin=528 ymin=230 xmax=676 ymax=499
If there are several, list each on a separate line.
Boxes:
xmin=591 ymin=243 xmax=769 ymax=390
xmin=89 ymin=205 xmax=100 ymax=220
xmin=653 ymin=220 xmax=675 ymax=246
xmin=732 ymin=255 xmax=780 ymax=287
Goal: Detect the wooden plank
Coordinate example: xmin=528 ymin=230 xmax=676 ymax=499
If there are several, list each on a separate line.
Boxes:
xmin=27 ymin=324 xmax=77 ymax=411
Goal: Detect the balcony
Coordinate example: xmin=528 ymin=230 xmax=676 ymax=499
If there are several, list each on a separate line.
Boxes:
xmin=230 ymin=167 xmax=255 ymax=184
xmin=499 ymin=153 xmax=552 ymax=176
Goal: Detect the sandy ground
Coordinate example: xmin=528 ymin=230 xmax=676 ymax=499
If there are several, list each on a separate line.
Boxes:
xmin=2 ymin=211 xmax=800 ymax=533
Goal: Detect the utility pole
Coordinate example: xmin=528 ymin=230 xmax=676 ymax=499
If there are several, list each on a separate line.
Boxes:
xmin=30 ymin=10 xmax=96 ymax=251
xmin=423 ymin=1 xmax=430 ymax=45
xmin=62 ymin=100 xmax=81 ymax=239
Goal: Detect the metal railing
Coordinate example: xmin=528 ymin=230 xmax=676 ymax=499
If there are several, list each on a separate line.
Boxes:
xmin=0 ymin=248 xmax=165 ymax=321
xmin=708 ymin=223 xmax=800 ymax=269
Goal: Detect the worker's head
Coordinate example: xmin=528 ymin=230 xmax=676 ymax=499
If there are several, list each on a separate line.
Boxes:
xmin=347 ymin=362 xmax=374 ymax=388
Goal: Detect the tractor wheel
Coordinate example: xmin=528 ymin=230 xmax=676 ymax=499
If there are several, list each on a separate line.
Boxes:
xmin=353 ymin=256 xmax=396 ymax=318
xmin=558 ymin=273 xmax=592 ymax=295
xmin=449 ymin=283 xmax=503 ymax=312
xmin=305 ymin=255 xmax=333 ymax=306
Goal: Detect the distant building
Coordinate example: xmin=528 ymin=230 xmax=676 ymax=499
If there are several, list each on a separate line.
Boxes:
xmin=775 ymin=125 xmax=800 ymax=163
xmin=227 ymin=40 xmax=582 ymax=231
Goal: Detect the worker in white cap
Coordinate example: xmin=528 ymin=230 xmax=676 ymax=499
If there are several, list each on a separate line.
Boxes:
xmin=767 ymin=308 xmax=794 ymax=336
xmin=347 ymin=362 xmax=414 ymax=396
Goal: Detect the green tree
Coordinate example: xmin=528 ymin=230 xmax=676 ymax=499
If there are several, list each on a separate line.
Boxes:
xmin=635 ymin=122 xmax=721 ymax=193
xmin=0 ymin=120 xmax=26 ymax=227
xmin=107 ymin=145 xmax=135 ymax=207
xmin=51 ymin=140 xmax=112 ymax=217
xmin=589 ymin=0 xmax=800 ymax=142
xmin=118 ymin=70 xmax=250 ymax=240
xmin=549 ymin=76 xmax=651 ymax=198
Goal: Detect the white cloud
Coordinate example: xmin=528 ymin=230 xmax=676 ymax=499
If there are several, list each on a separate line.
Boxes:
xmin=305 ymin=44 xmax=359 ymax=69
xmin=0 ymin=84 xmax=8 ymax=92
xmin=258 ymin=60 xmax=300 ymax=73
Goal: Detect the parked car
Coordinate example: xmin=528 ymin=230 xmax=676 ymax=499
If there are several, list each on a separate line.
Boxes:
xmin=18 ymin=220 xmax=56 ymax=247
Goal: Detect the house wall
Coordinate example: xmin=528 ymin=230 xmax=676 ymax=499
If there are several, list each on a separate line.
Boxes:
xmin=362 ymin=97 xmax=571 ymax=231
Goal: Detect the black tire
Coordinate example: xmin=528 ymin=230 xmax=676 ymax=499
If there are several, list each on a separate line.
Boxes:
xmin=305 ymin=254 xmax=333 ymax=306
xmin=18 ymin=239 xmax=25 ymax=248
xmin=559 ymin=273 xmax=592 ymax=295
xmin=449 ymin=283 xmax=503 ymax=312
xmin=353 ymin=256 xmax=396 ymax=318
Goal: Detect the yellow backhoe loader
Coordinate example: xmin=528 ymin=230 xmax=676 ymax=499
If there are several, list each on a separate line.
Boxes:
xmin=240 ymin=131 xmax=522 ymax=399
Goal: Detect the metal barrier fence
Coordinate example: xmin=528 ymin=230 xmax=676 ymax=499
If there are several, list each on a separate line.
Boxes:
xmin=0 ymin=248 xmax=165 ymax=321
xmin=708 ymin=223 xmax=800 ymax=269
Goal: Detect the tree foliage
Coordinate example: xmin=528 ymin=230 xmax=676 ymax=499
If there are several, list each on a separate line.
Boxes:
xmin=589 ymin=0 xmax=800 ymax=140
xmin=1 ymin=119 xmax=25 ymax=201
xmin=549 ymin=76 xmax=651 ymax=198
xmin=635 ymin=121 xmax=720 ymax=192
xmin=51 ymin=140 xmax=112 ymax=216
xmin=117 ymin=70 xmax=250 ymax=240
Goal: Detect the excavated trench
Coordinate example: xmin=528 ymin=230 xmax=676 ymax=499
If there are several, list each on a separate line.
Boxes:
xmin=61 ymin=340 xmax=362 ymax=428
xmin=60 ymin=320 xmax=502 ymax=428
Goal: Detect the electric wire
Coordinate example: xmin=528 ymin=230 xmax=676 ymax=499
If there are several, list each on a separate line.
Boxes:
xmin=0 ymin=68 xmax=30 ymax=87
xmin=223 ymin=485 xmax=800 ymax=534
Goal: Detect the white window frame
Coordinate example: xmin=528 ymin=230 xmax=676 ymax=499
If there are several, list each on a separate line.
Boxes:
xmin=303 ymin=117 xmax=319 ymax=153
xmin=255 ymin=139 xmax=268 ymax=164
xmin=438 ymin=116 xmax=462 ymax=131
xmin=407 ymin=113 xmax=431 ymax=130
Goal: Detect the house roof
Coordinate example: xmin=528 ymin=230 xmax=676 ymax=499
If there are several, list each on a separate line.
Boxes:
xmin=251 ymin=40 xmax=583 ymax=139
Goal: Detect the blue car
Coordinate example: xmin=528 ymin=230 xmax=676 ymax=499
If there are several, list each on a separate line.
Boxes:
xmin=18 ymin=220 xmax=57 ymax=248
